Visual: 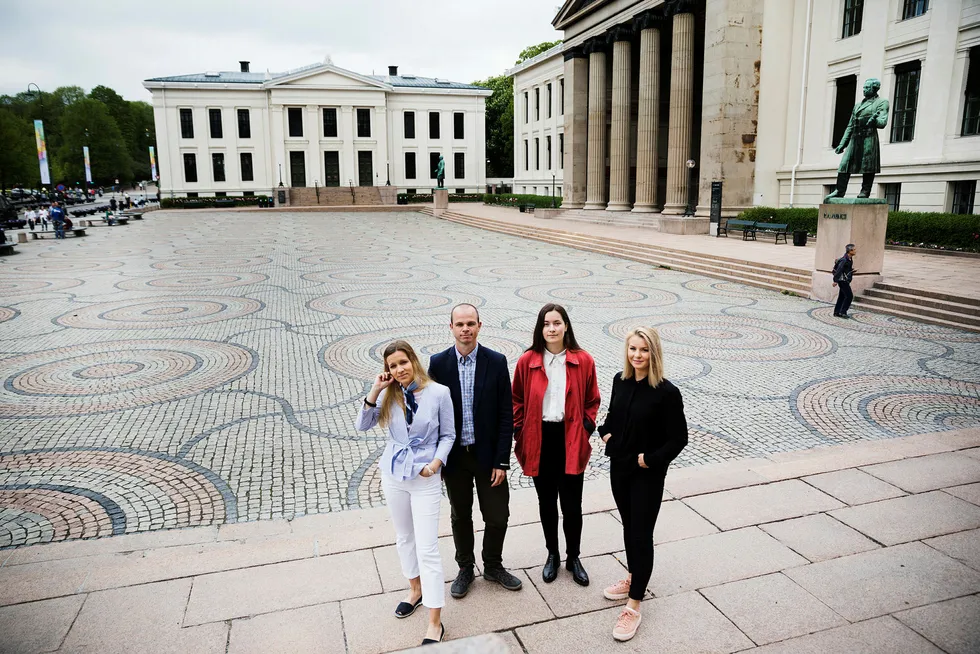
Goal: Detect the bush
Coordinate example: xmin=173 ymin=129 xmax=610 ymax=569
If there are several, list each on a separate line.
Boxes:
xmin=482 ymin=193 xmax=562 ymax=209
xmin=397 ymin=193 xmax=484 ymax=204
xmin=737 ymin=207 xmax=818 ymax=234
xmin=160 ymin=195 xmax=269 ymax=209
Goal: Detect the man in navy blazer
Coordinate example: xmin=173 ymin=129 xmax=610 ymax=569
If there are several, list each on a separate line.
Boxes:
xmin=428 ymin=303 xmax=522 ymax=597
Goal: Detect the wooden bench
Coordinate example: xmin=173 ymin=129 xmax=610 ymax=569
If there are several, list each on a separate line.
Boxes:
xmin=753 ymin=222 xmax=789 ymax=244
xmin=31 ymin=229 xmax=87 ymax=239
xmin=718 ymin=219 xmax=755 ymax=239
xmin=0 ymin=242 xmax=16 ymax=255
xmin=519 ymin=204 xmax=536 ymax=213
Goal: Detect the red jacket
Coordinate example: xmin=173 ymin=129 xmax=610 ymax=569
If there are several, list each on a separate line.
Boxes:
xmin=512 ymin=348 xmax=601 ymax=477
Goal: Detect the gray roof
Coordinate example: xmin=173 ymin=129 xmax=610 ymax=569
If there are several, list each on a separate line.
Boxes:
xmin=368 ymin=75 xmax=488 ymax=90
xmin=144 ymin=72 xmax=269 ymax=83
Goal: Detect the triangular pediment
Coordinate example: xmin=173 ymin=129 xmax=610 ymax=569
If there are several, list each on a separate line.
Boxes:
xmin=266 ymin=64 xmax=390 ymax=90
xmin=553 ymin=0 xmax=610 ymax=28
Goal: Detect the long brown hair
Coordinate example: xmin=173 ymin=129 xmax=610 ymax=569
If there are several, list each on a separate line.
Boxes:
xmin=622 ymin=327 xmax=665 ymax=387
xmin=378 ymin=340 xmax=431 ymax=427
xmin=528 ymin=303 xmax=582 ymax=353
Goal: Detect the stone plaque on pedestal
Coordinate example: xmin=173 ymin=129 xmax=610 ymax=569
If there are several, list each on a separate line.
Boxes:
xmin=811 ymin=199 xmax=888 ymax=302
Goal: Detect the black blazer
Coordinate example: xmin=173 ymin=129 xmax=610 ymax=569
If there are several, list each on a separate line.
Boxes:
xmin=428 ymin=344 xmax=514 ymax=472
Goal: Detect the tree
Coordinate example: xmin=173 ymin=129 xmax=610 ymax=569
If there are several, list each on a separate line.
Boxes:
xmin=55 ymin=98 xmax=131 ymax=185
xmin=0 ymin=108 xmax=36 ymax=190
xmin=473 ymin=75 xmax=514 ymax=178
xmin=515 ymin=40 xmax=562 ymax=65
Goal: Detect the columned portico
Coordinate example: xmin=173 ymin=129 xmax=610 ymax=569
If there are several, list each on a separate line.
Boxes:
xmin=606 ymin=28 xmax=633 ymax=212
xmin=562 ymin=50 xmax=589 ymax=209
xmin=632 ymin=13 xmax=662 ymax=213
xmin=583 ymin=41 xmax=609 ymax=211
xmin=661 ymin=4 xmax=695 ymax=217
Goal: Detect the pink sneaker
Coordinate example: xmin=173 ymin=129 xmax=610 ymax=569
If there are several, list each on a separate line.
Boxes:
xmin=613 ymin=607 xmax=642 ymax=641
xmin=603 ymin=578 xmax=631 ymax=601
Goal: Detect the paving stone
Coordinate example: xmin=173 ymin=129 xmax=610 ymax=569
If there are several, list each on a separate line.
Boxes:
xmin=829 ymin=491 xmax=980 ymax=546
xmin=527 ymin=553 xmax=630 ymax=617
xmin=747 ymin=616 xmax=944 ymax=654
xmin=373 ymin=535 xmax=471 ymax=592
xmin=516 ymin=591 xmax=753 ymax=653
xmin=398 ymin=632 xmax=523 ymax=653
xmin=759 ymin=513 xmax=879 ymax=562
xmin=228 ymin=603 xmax=346 ymax=654
xmin=784 ymin=542 xmax=980 ymax=622
xmin=894 ymin=594 xmax=980 ymax=654
xmin=654 ymin=500 xmax=720 ymax=544
xmin=861 ymin=452 xmax=980 ymax=493
xmin=944 ymin=482 xmax=980 ymax=506
xmin=184 ymin=549 xmax=379 ymax=626
xmin=0 ymin=595 xmax=84 ymax=653
xmin=664 ymin=461 xmax=770 ymax=499
xmin=218 ymin=517 xmax=293 ymax=540
xmin=499 ymin=512 xmax=624 ymax=571
xmin=700 ymin=572 xmax=847 ymax=645
xmin=682 ymin=480 xmax=844 ymax=530
xmin=802 ymin=468 xmax=906 ymax=506
xmin=0 ymin=557 xmax=88 ymax=606
xmin=961 ymin=447 xmax=980 ymax=460
xmin=924 ymin=528 xmax=980 ymax=572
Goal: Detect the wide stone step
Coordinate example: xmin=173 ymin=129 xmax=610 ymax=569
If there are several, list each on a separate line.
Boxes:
xmin=864 ymin=288 xmax=980 ymax=318
xmin=853 ymin=295 xmax=980 ymax=330
xmin=873 ymin=282 xmax=980 ymax=308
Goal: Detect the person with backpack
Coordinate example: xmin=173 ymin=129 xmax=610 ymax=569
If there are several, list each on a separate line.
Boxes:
xmin=50 ymin=201 xmax=66 ymax=239
xmin=832 ymin=244 xmax=857 ymax=318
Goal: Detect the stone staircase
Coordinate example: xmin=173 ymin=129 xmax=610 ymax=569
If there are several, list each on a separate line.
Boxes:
xmin=854 ymin=282 xmax=980 ymax=332
xmin=548 ymin=208 xmax=664 ymax=228
xmin=288 ymin=186 xmax=383 ymax=206
xmin=420 ymin=208 xmax=812 ymax=296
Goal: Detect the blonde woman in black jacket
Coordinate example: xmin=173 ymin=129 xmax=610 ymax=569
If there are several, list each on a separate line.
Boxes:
xmin=597 ymin=326 xmax=688 ymax=642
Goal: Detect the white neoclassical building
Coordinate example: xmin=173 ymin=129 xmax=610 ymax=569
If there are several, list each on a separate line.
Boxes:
xmin=143 ymin=61 xmax=491 ymax=198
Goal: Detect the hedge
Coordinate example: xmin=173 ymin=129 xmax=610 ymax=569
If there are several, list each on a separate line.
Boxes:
xmin=398 ymin=193 xmax=484 ymax=204
xmin=736 ymin=206 xmax=980 ymax=251
xmin=483 ymin=193 xmax=562 ymax=209
xmin=160 ymin=195 xmax=270 ymax=209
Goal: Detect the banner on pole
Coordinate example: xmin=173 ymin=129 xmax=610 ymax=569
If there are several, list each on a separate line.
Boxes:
xmin=34 ymin=120 xmax=51 ymax=185
xmin=83 ymin=146 xmax=92 ymax=183
xmin=149 ymin=146 xmax=158 ymax=182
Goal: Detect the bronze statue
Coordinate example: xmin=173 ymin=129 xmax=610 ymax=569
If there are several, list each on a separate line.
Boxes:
xmin=435 ymin=155 xmax=445 ymax=189
xmin=825 ymin=78 xmax=889 ymax=201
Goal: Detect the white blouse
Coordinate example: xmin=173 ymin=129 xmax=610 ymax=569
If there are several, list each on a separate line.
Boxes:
xmin=542 ymin=349 xmax=566 ymax=422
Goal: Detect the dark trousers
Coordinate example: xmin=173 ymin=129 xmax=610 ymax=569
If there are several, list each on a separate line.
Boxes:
xmin=443 ymin=445 xmax=510 ymax=571
xmin=532 ymin=421 xmax=584 ymax=559
xmin=610 ymin=461 xmax=666 ymax=601
xmin=54 ymin=221 xmax=65 ymax=239
xmin=834 ymin=281 xmax=853 ymax=315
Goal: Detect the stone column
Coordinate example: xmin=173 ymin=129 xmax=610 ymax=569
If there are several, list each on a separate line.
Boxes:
xmin=583 ymin=40 xmax=608 ymax=211
xmin=632 ymin=13 xmax=662 ymax=213
xmin=606 ymin=28 xmax=632 ymax=211
xmin=562 ymin=49 xmax=589 ymax=209
xmin=662 ymin=4 xmax=695 ymax=216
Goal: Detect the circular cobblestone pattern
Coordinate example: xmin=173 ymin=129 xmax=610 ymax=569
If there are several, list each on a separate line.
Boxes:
xmin=55 ymin=297 xmax=264 ymax=329
xmin=115 ymin=272 xmax=269 ymax=291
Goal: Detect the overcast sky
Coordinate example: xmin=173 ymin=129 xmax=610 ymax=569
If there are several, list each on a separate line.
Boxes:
xmin=1 ymin=0 xmax=564 ymax=102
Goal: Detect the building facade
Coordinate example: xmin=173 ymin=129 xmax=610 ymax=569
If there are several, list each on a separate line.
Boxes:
xmin=143 ymin=61 xmax=490 ymax=198
xmin=508 ymin=45 xmax=566 ymax=198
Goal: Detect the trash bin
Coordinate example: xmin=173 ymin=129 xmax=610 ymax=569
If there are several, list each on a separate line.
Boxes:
xmin=793 ymin=230 xmax=808 ymax=246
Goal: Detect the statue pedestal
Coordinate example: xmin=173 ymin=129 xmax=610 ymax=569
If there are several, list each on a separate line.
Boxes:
xmin=433 ymin=189 xmax=449 ymax=214
xmin=811 ymin=200 xmax=888 ymax=302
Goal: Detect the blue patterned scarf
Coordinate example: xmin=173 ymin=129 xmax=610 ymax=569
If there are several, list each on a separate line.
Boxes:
xmin=402 ymin=380 xmax=419 ymax=426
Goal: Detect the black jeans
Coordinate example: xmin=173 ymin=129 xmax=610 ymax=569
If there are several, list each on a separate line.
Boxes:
xmin=834 ymin=281 xmax=853 ymax=315
xmin=532 ymin=421 xmax=584 ymax=559
xmin=610 ymin=460 xmax=666 ymax=601
xmin=443 ymin=445 xmax=510 ymax=571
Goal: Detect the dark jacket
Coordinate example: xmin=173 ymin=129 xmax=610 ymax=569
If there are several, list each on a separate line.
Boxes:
xmin=833 ymin=254 xmax=854 ymax=283
xmin=428 ymin=344 xmax=514 ymax=472
xmin=598 ymin=373 xmax=688 ymax=473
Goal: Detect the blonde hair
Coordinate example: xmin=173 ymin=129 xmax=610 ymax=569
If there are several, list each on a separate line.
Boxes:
xmin=622 ymin=327 xmax=665 ymax=387
xmin=378 ymin=340 xmax=431 ymax=427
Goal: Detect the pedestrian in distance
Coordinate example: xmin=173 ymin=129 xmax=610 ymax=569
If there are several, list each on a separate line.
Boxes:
xmin=598 ymin=327 xmax=688 ymax=641
xmin=428 ymin=303 xmax=523 ymax=599
xmin=832 ymin=243 xmax=857 ymax=318
xmin=356 ymin=340 xmax=452 ymax=646
xmin=513 ymin=303 xmax=600 ymax=587
xmin=39 ymin=206 xmax=48 ymax=230
xmin=110 ymin=197 xmax=117 ymax=212
xmin=49 ymin=201 xmax=66 ymax=239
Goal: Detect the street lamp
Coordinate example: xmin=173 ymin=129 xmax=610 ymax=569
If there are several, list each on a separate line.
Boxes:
xmin=27 ymin=83 xmax=45 ymax=189
xmin=385 ymin=160 xmax=390 ymax=186
xmin=314 ymin=179 xmax=320 ymax=204
xmin=552 ymin=173 xmax=556 ymax=208
xmin=684 ymin=159 xmax=697 ymax=217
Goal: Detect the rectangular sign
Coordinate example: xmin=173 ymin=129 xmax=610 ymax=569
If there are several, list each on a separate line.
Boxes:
xmin=149 ymin=146 xmax=158 ymax=182
xmin=34 ymin=120 xmax=50 ymax=185
xmin=710 ymin=181 xmax=723 ymax=224
xmin=83 ymin=146 xmax=92 ymax=183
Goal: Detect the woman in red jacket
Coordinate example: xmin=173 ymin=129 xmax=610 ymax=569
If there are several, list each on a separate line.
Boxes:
xmin=513 ymin=303 xmax=601 ymax=587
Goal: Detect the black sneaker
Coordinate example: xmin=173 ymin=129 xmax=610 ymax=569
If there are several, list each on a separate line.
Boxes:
xmin=450 ymin=566 xmax=475 ymax=598
xmin=483 ymin=566 xmax=523 ymax=591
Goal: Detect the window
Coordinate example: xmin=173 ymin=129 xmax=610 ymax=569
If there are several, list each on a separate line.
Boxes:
xmin=524 ymin=91 xmax=528 ymax=123
xmin=179 ymin=108 xmax=194 ymax=138
xmin=535 ymin=87 xmax=540 ymax=121
xmin=546 ymin=135 xmax=552 ymax=170
xmin=429 ymin=152 xmax=440 ymax=179
xmin=891 ymin=61 xmax=921 ymax=143
xmin=215 ymin=191 xmax=227 ymax=197
xmin=532 ymin=187 xmax=536 ymax=195
xmin=237 ymin=109 xmax=251 ymax=138
xmin=832 ymin=75 xmax=857 ymax=148
xmin=183 ymin=152 xmax=197 ymax=182
xmin=547 ymin=83 xmax=553 ymax=118
xmin=963 ymin=47 xmax=980 ymax=136
xmin=287 ymin=107 xmax=303 ymax=137
xmin=407 ymin=189 xmax=416 ymax=195
xmin=243 ymin=191 xmax=254 ymax=196
xmin=524 ymin=140 xmax=529 ymax=171
xmin=559 ymin=133 xmax=564 ymax=169
xmin=186 ymin=192 xmax=199 ymax=198
xmin=560 ymin=79 xmax=565 ymax=115
xmin=456 ymin=188 xmax=465 ymax=194
xmin=535 ymin=137 xmax=540 ymax=170
xmin=951 ymin=180 xmax=976 ymax=214
xmin=240 ymin=152 xmax=253 ymax=182
xmin=841 ymin=0 xmax=864 ymax=38
xmin=324 ymin=151 xmax=340 ymax=186
xmin=358 ymin=150 xmax=373 ymax=186
xmin=404 ymin=111 xmax=415 ymax=139
xmin=323 ymin=108 xmax=338 ymax=138
xmin=405 ymin=152 xmax=417 ymax=179
xmin=356 ymin=108 xmax=371 ymax=138
xmin=454 ymin=152 xmax=464 ymax=179
xmin=453 ymin=112 xmax=464 ymax=139
xmin=429 ymin=112 xmax=440 ymax=139
xmin=208 ymin=109 xmax=222 ymax=138
xmin=211 ymin=153 xmax=225 ymax=182
xmin=289 ymin=151 xmax=305 ymax=187
xmin=901 ymin=0 xmax=928 ymax=20
xmin=883 ymin=183 xmax=901 ymax=211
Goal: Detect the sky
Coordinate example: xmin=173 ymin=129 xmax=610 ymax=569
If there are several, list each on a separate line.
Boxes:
xmin=0 ymin=0 xmax=564 ymax=102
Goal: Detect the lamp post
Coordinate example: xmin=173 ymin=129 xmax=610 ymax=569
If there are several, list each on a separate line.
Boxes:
xmin=278 ymin=164 xmax=284 ymax=187
xmin=27 ymin=83 xmax=46 ymax=189
xmin=314 ymin=179 xmax=320 ymax=204
xmin=684 ymin=159 xmax=697 ymax=217
xmin=552 ymin=173 xmax=556 ymax=208
xmin=385 ymin=161 xmax=390 ymax=186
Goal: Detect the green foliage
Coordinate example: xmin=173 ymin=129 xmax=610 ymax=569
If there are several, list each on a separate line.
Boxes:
xmin=516 ymin=40 xmax=562 ymax=64
xmin=483 ymin=193 xmax=562 ymax=209
xmin=471 ymin=74 xmax=514 ymax=178
xmin=398 ymin=193 xmax=484 ymax=204
xmin=55 ymin=99 xmax=131 ymax=185
xmin=160 ymin=195 xmax=268 ymax=209
xmin=738 ymin=207 xmax=818 ymax=233
xmin=0 ymin=108 xmax=36 ymax=189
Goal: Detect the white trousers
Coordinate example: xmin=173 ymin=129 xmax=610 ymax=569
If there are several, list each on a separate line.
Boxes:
xmin=381 ymin=471 xmax=445 ymax=609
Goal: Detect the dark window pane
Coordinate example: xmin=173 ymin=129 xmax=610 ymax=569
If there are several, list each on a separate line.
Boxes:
xmin=891 ymin=61 xmax=921 ymax=143
xmin=454 ymin=112 xmax=464 ymax=139
xmin=237 ymin=109 xmax=251 ymax=138
xmin=215 ymin=191 xmax=227 ymax=197
xmin=429 ymin=112 xmax=440 ymax=139
xmin=535 ymin=137 xmax=540 ymax=169
xmin=547 ymin=83 xmax=552 ymax=118
xmin=186 ymin=192 xmax=198 ymax=198
xmin=211 ymin=153 xmax=225 ymax=182
xmin=430 ymin=152 xmax=440 ymax=179
xmin=180 ymin=108 xmax=194 ymax=138
xmin=454 ymin=152 xmax=464 ymax=179
xmin=524 ymin=92 xmax=528 ymax=123
xmin=559 ymin=133 xmax=564 ymax=169
xmin=209 ymin=109 xmax=222 ymax=138
xmin=405 ymin=152 xmax=416 ymax=179
xmin=358 ymin=150 xmax=373 ymax=186
xmin=404 ymin=111 xmax=415 ymax=139
xmin=183 ymin=152 xmax=197 ymax=182
xmin=833 ymin=75 xmax=857 ymax=148
xmin=560 ymin=79 xmax=565 ymax=115
xmin=842 ymin=0 xmax=864 ymax=38
xmin=535 ymin=87 xmax=540 ymax=121
xmin=287 ymin=108 xmax=304 ymax=138
xmin=951 ymin=180 xmax=976 ymax=215
xmin=963 ymin=47 xmax=980 ymax=136
xmin=243 ymin=191 xmax=254 ymax=196
xmin=883 ymin=183 xmax=900 ymax=211
xmin=323 ymin=108 xmax=338 ymax=138
xmin=546 ymin=135 xmax=552 ymax=169
xmin=902 ymin=0 xmax=928 ymax=20
xmin=356 ymin=108 xmax=371 ymax=138
xmin=324 ymin=151 xmax=340 ymax=186
xmin=524 ymin=140 xmax=529 ymax=171
xmin=289 ymin=151 xmax=305 ymax=187
xmin=240 ymin=152 xmax=253 ymax=182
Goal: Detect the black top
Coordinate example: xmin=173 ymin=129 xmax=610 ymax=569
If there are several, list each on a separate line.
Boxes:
xmin=597 ymin=372 xmax=688 ymax=471
xmin=833 ymin=254 xmax=854 ymax=283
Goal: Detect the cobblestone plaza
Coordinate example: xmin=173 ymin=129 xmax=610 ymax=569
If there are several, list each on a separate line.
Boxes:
xmin=1 ymin=211 xmax=978 ymax=549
